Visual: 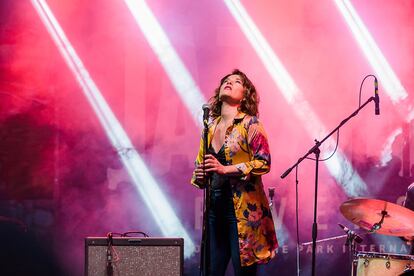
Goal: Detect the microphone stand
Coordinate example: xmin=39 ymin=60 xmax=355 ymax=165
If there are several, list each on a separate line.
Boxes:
xmin=280 ymin=96 xmax=376 ymax=276
xmin=200 ymin=118 xmax=210 ymax=276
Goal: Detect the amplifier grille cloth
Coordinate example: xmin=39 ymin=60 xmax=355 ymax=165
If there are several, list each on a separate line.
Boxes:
xmin=87 ymin=245 xmax=181 ymax=276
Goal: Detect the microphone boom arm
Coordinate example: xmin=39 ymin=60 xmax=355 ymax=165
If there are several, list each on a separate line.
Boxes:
xmin=280 ymin=96 xmax=375 ymax=179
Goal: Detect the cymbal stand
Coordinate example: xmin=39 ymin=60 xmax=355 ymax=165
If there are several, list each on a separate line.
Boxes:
xmin=346 ymin=231 xmax=359 ymax=276
xmin=301 ymin=229 xmax=365 ymax=276
xmin=371 ymin=210 xmax=387 ymax=233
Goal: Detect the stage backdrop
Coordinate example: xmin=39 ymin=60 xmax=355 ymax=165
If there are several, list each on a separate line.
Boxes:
xmin=1 ymin=0 xmax=414 ymax=275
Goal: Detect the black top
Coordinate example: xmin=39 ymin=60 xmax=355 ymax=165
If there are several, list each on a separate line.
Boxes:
xmin=209 ymin=144 xmax=229 ymax=190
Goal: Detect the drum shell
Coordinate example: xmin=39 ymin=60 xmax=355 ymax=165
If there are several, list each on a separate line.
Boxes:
xmin=356 ymin=252 xmax=414 ymax=276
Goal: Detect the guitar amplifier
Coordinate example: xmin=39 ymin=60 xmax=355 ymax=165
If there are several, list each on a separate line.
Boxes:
xmin=85 ymin=237 xmax=183 ymax=276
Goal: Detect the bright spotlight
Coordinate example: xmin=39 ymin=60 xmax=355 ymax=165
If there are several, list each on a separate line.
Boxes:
xmin=124 ymin=0 xmax=207 ymax=126
xmin=225 ymin=0 xmax=367 ymax=196
xmin=334 ymin=0 xmax=407 ymax=104
xmin=32 ymin=0 xmax=195 ymax=257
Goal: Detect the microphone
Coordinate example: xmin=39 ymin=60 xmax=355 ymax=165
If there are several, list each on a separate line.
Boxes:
xmin=202 ymin=104 xmax=210 ymax=127
xmin=374 ymin=77 xmax=380 ymax=115
xmin=338 ymin=223 xmax=363 ymax=243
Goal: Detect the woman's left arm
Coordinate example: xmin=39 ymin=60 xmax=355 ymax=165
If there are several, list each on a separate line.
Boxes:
xmin=234 ymin=117 xmax=271 ymax=176
xmin=203 ymin=117 xmax=271 ymax=177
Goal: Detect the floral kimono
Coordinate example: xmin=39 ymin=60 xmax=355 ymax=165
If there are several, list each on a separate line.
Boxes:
xmin=191 ymin=112 xmax=278 ymax=266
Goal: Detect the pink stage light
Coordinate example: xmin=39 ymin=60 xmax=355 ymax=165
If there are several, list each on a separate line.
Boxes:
xmin=334 ymin=0 xmax=407 ymax=104
xmin=335 ymin=0 xmax=413 ymax=165
xmin=224 ymin=0 xmax=367 ymax=197
xmin=31 ymin=0 xmax=195 ymax=257
xmin=124 ymin=0 xmax=207 ymax=127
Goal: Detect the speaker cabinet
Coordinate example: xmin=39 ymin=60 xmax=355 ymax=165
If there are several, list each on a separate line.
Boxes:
xmin=85 ymin=237 xmax=183 ymax=276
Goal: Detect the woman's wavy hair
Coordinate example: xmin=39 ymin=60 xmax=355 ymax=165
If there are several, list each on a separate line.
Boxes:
xmin=209 ymin=69 xmax=259 ymax=118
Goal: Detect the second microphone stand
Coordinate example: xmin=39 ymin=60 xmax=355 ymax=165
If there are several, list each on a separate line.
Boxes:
xmin=280 ymin=96 xmax=376 ymax=276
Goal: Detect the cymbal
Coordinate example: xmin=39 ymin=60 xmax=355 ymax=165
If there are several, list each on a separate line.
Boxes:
xmin=340 ymin=198 xmax=414 ymax=236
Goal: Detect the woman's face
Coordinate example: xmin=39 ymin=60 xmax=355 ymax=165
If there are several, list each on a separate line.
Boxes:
xmin=219 ymin=74 xmax=245 ymax=105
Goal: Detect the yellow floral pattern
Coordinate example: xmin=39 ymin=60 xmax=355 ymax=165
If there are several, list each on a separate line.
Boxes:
xmin=191 ymin=112 xmax=278 ymax=266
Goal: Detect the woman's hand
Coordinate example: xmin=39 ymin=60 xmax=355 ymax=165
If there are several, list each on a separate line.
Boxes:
xmin=204 ymin=154 xmax=227 ymax=175
xmin=194 ymin=154 xmax=227 ymax=182
xmin=194 ymin=167 xmax=207 ymax=183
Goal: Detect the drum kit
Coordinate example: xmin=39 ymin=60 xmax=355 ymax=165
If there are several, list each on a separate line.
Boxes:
xmin=338 ymin=198 xmax=414 ymax=276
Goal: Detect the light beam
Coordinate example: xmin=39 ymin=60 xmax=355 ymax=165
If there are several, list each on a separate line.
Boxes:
xmin=32 ymin=0 xmax=195 ymax=257
xmin=225 ymin=0 xmax=368 ymax=196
